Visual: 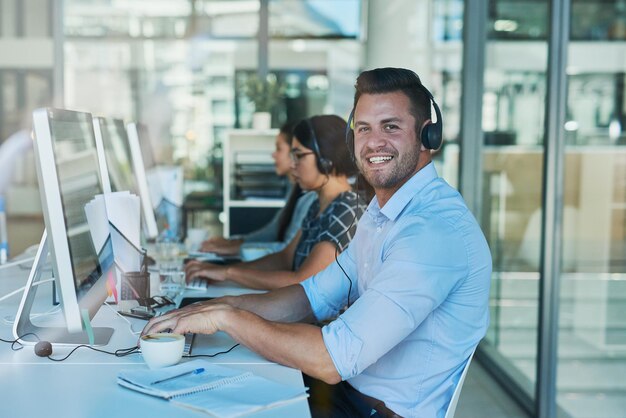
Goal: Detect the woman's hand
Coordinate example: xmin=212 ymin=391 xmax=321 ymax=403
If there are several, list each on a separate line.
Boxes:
xmin=184 ymin=260 xmax=228 ymax=283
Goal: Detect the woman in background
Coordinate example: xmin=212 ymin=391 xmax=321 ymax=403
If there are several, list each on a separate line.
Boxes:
xmin=187 ymin=115 xmax=366 ymax=290
xmin=200 ymin=122 xmax=317 ymax=257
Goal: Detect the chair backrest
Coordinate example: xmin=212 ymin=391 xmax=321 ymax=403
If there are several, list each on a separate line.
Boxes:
xmin=444 ymin=348 xmax=476 ymax=418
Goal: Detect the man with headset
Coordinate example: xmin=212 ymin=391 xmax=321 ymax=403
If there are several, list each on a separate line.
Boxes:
xmin=142 ymin=67 xmax=492 ymax=417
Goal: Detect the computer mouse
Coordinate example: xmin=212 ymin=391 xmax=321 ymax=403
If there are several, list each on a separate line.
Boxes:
xmin=34 ymin=341 xmax=53 ymax=357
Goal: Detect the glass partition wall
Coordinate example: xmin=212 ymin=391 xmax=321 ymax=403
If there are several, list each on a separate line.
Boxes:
xmin=473 ymin=1 xmax=626 ymax=417
xmin=478 ymin=0 xmax=549 ymax=405
xmin=558 ymin=31 xmax=626 ymax=418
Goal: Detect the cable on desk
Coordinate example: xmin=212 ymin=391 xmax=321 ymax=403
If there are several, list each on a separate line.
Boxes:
xmin=184 ymin=343 xmax=240 ymax=358
xmin=1 ymin=331 xmax=140 ymax=360
xmin=0 ymin=332 xmax=40 ymax=351
xmin=44 ymin=341 xmax=240 ymax=362
xmin=104 ymin=302 xmax=142 ymax=335
xmin=3 ymin=328 xmax=238 ymax=362
xmin=45 ymin=344 xmax=140 ymax=362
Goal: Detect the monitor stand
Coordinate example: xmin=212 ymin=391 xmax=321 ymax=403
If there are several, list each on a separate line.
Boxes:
xmin=12 ymin=230 xmax=114 ymax=346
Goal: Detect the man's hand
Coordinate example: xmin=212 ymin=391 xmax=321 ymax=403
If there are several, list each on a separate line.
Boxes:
xmin=184 ymin=260 xmax=228 ymax=283
xmin=200 ymin=236 xmax=242 ymax=256
xmin=141 ymin=301 xmax=235 ymax=336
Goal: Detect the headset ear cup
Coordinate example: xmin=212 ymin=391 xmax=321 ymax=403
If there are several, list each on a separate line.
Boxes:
xmin=421 ymin=125 xmax=433 ymax=149
xmin=426 ymin=98 xmax=443 ymax=150
xmin=420 ymin=121 xmax=443 ymax=150
xmin=427 ymin=125 xmax=443 ymax=150
xmin=318 ymin=158 xmax=333 ymax=174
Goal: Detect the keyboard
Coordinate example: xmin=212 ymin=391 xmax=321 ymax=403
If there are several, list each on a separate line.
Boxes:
xmin=183 ymin=332 xmax=196 ymax=356
xmin=186 ymin=277 xmax=210 ymax=291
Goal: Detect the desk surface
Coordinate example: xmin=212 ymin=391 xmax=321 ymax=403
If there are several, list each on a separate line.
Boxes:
xmin=0 ymin=259 xmax=310 ymax=418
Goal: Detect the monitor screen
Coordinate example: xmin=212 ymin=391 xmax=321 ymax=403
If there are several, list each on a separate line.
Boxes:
xmin=125 ymin=122 xmax=160 ymax=240
xmin=97 ymin=118 xmax=138 ymax=194
xmin=134 ymin=122 xmax=157 ymax=171
xmin=50 ymin=111 xmax=114 ymax=297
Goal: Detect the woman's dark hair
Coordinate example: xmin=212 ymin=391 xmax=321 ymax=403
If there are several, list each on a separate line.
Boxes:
xmin=353 ymin=67 xmax=432 ymax=135
xmin=276 ymin=121 xmax=301 ymax=241
xmin=292 ymin=114 xmax=357 ymax=177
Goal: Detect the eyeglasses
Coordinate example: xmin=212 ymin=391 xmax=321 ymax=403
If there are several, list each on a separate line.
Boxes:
xmin=289 ymin=150 xmax=315 ymax=164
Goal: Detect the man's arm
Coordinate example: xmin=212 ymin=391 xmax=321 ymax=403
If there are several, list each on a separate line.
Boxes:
xmin=186 ymin=231 xmax=338 ymax=290
xmin=221 ymin=307 xmax=341 ymax=384
xmin=141 ymin=285 xmax=341 ymax=384
xmin=226 ymin=284 xmax=317 ymax=322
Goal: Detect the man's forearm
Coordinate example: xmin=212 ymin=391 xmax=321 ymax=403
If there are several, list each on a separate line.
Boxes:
xmin=217 ymin=308 xmax=341 ymax=384
xmin=225 ymin=284 xmax=317 ymax=323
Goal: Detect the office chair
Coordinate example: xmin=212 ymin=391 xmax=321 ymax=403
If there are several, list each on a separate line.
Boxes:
xmin=444 ymin=348 xmax=476 ymax=418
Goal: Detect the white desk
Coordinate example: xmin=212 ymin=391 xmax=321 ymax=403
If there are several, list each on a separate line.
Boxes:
xmin=0 ymin=260 xmax=311 ymax=418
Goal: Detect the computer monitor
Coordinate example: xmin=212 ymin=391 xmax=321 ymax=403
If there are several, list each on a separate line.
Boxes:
xmin=94 ymin=118 xmax=158 ymax=240
xmin=127 ymin=121 xmax=162 ymax=210
xmin=128 ymin=121 xmax=156 ymax=171
xmin=126 ymin=122 xmax=184 ymax=238
xmin=93 ymin=117 xmax=136 ymax=194
xmin=14 ymin=108 xmax=115 ymax=345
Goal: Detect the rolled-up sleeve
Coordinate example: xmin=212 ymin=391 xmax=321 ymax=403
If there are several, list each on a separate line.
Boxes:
xmin=321 ymin=219 xmax=468 ymax=380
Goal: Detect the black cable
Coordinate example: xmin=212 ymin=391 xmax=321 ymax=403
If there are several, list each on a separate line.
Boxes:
xmin=185 ymin=343 xmax=240 ymax=358
xmin=1 ymin=332 xmax=40 ymax=351
xmin=2 ymin=332 xmax=140 ymax=360
xmin=3 ymin=333 xmax=238 ymax=361
xmin=333 ymin=175 xmax=361 ymax=308
xmin=334 ymin=245 xmax=353 ymax=308
xmin=46 ymin=345 xmax=141 ymax=362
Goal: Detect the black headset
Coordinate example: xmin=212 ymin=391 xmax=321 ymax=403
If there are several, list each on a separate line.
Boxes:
xmin=344 ymin=83 xmax=443 ymax=160
xmin=305 ymin=117 xmax=333 ymax=175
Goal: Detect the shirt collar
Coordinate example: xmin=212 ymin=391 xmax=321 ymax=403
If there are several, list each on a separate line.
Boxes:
xmin=367 ymin=162 xmax=438 ymax=222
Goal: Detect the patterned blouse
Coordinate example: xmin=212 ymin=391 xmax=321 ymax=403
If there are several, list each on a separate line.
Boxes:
xmin=292 ymin=191 xmax=365 ymax=271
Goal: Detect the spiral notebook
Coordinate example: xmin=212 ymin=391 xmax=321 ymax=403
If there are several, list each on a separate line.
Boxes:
xmin=117 ymin=360 xmax=308 ymax=418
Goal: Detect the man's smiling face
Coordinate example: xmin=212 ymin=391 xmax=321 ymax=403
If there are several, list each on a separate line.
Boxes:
xmin=353 ymin=91 xmax=423 ymax=201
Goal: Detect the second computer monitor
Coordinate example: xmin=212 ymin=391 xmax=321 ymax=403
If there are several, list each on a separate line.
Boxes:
xmin=94 ymin=117 xmax=158 ymax=240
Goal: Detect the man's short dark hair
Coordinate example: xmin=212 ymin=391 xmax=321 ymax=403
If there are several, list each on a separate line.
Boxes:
xmin=353 ymin=67 xmax=432 ymax=134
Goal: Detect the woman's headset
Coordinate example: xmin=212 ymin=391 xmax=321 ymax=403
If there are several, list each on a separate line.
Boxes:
xmin=305 ymin=117 xmax=333 ymax=175
xmin=344 ymin=83 xmax=443 ymax=160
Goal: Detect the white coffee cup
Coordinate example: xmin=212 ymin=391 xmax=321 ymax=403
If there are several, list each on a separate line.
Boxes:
xmin=140 ymin=333 xmax=185 ymax=369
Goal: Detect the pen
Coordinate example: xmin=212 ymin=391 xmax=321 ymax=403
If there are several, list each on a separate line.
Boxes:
xmin=150 ymin=367 xmax=205 ymax=385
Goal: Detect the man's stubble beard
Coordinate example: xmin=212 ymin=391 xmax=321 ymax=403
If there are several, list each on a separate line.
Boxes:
xmin=357 ymin=145 xmax=420 ymax=190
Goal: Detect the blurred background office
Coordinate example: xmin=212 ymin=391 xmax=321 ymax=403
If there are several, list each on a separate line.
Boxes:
xmin=0 ymin=1 xmax=624 ymax=417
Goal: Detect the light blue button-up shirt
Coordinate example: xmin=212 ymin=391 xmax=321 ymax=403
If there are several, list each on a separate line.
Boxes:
xmin=301 ymin=162 xmax=492 ymax=418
